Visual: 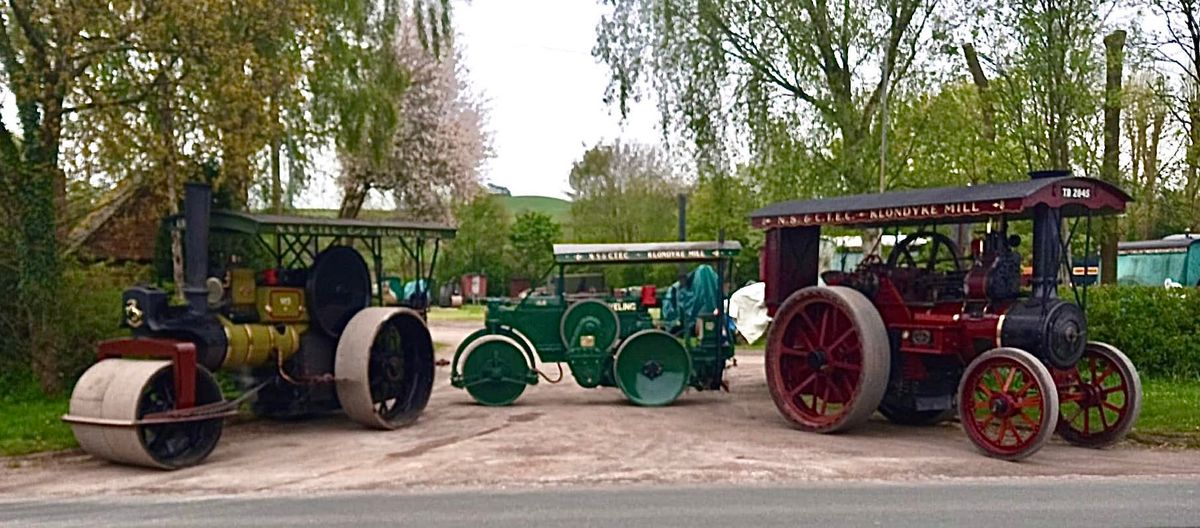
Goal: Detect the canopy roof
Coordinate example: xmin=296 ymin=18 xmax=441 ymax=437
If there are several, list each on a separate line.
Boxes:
xmin=751 ymin=175 xmax=1130 ymax=229
xmin=194 ymin=211 xmax=457 ymax=239
xmin=1118 ymin=237 xmax=1200 ymax=254
xmin=553 ymin=241 xmax=742 ymax=264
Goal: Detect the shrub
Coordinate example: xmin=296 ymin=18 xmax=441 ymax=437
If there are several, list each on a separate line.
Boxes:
xmin=0 ymin=261 xmax=148 ymax=398
xmin=1084 ymin=285 xmax=1200 ymax=379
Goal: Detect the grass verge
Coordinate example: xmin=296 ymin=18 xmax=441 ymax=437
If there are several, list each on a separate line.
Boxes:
xmin=0 ymin=373 xmax=74 ymax=457
xmin=1129 ymin=377 xmax=1200 ymax=448
xmin=427 ymin=304 xmax=486 ymax=323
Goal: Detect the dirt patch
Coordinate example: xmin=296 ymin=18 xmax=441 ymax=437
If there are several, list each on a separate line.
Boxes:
xmin=2 ymin=322 xmax=1199 ymax=498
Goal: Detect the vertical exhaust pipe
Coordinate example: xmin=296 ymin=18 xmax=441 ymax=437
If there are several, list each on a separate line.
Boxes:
xmin=183 ymin=183 xmax=212 ymax=317
xmin=1029 ymin=170 xmax=1070 ymax=299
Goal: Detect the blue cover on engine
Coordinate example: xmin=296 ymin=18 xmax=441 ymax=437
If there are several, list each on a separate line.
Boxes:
xmin=661 ymin=264 xmax=720 ymax=334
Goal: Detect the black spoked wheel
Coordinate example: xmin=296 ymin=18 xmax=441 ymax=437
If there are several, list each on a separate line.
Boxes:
xmin=138 ymin=367 xmax=225 ymax=468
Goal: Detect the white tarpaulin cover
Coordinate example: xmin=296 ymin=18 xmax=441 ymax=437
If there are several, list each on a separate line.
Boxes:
xmin=729 ymin=282 xmax=770 ymax=344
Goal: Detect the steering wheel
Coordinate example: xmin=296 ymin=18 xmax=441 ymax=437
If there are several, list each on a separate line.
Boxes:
xmin=886 ymin=231 xmax=964 ymax=273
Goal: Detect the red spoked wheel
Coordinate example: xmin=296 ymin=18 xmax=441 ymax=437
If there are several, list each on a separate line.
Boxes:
xmin=765 ymin=286 xmax=890 ymax=433
xmin=1056 ymin=342 xmax=1142 ymax=448
xmin=958 ymin=347 xmax=1058 ymax=461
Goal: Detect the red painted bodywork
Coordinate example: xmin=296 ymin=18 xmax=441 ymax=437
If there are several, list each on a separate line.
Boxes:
xmin=756 ymin=176 xmax=1133 ymax=381
xmin=823 ymin=271 xmax=1009 ymax=374
xmin=97 ymin=338 xmax=198 ymax=409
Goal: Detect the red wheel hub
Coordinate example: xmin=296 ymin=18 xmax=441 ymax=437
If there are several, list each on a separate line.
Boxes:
xmin=769 ymin=295 xmax=863 ymax=428
xmin=1056 ymin=343 xmax=1141 ymax=447
xmin=961 ymin=356 xmax=1049 ymax=457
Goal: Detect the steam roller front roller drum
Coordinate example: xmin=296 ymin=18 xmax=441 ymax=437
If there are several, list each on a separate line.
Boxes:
xmin=69 ymin=359 xmax=225 ymax=469
xmin=336 ymin=307 xmax=435 ymax=429
xmin=613 ymin=330 xmax=692 ymax=406
xmin=459 ymin=334 xmax=531 ymax=406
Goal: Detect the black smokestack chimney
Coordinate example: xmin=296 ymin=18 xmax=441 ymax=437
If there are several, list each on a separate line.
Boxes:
xmin=184 ymin=182 xmax=212 ymax=317
xmin=1029 ymin=170 xmax=1070 ymax=299
xmin=677 ymin=193 xmax=687 ymax=242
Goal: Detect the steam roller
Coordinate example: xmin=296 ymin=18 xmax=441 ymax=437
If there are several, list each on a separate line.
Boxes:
xmin=63 ymin=182 xmax=452 ymax=468
xmin=451 ymin=240 xmax=742 ymax=407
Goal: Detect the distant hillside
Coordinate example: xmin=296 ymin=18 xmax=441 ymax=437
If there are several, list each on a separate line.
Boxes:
xmin=500 ymin=195 xmax=571 ymax=223
xmin=284 ymin=194 xmax=572 ymax=225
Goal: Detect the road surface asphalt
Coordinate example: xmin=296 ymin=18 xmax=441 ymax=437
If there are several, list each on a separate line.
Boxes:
xmin=3 ymin=477 xmax=1199 ymax=527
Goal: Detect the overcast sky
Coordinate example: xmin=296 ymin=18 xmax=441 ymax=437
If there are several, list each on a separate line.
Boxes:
xmin=0 ymin=1 xmax=659 ymax=205
xmin=454 ymin=0 xmax=660 ymax=198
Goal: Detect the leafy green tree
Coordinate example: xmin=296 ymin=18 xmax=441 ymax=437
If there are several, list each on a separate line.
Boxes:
xmin=595 ymin=0 xmax=940 ymax=192
xmin=687 ymin=171 xmax=760 ymax=285
xmin=568 ymin=141 xmax=681 ymax=243
xmin=0 ymin=0 xmax=146 ymax=391
xmin=0 ymin=0 xmax=448 ymax=392
xmin=964 ymin=0 xmax=1102 ymax=173
xmin=509 ymin=211 xmax=561 ymax=281
xmin=439 ymin=193 xmax=512 ymax=296
xmin=568 ymin=141 xmax=682 ymax=286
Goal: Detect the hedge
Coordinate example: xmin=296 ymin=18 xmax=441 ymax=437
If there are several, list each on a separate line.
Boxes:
xmin=1084 ymin=285 xmax=1200 ymax=379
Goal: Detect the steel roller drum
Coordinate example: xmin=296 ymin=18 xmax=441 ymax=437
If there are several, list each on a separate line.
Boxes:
xmin=613 ymin=330 xmax=692 ymax=406
xmin=336 ymin=307 xmax=435 ymax=429
xmin=459 ymin=334 xmax=531 ymax=406
xmin=69 ymin=359 xmax=225 ymax=469
xmin=307 ymin=246 xmax=372 ymax=338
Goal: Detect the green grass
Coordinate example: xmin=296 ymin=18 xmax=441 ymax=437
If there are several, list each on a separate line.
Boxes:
xmin=499 ymin=195 xmax=571 ymax=223
xmin=427 ymin=304 xmax=486 ymax=322
xmin=0 ymin=374 xmax=75 ymax=457
xmin=1131 ymin=378 xmax=1200 ymax=447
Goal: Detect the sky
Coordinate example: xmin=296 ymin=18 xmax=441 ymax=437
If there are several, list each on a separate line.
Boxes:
xmin=452 ymin=0 xmax=660 ymax=198
xmin=0 ymin=1 xmax=661 ymax=205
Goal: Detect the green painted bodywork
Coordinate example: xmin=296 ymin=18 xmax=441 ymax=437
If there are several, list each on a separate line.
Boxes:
xmin=450 ymin=241 xmax=741 ymax=406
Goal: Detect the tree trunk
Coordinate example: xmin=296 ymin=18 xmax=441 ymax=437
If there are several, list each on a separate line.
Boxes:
xmin=1099 ymin=30 xmax=1126 ymax=285
xmin=962 ymin=43 xmax=996 ymax=146
xmin=339 ymin=180 xmax=369 ymax=219
xmin=17 ymin=101 xmax=64 ymax=393
xmin=959 ymin=43 xmax=995 ymax=248
xmin=270 ymin=136 xmax=282 ymax=214
xmin=156 ymin=77 xmax=187 ymax=301
xmin=1188 ymin=92 xmax=1200 ymax=231
xmin=269 ymin=93 xmax=283 ymax=214
xmin=1140 ymin=104 xmax=1166 ymax=239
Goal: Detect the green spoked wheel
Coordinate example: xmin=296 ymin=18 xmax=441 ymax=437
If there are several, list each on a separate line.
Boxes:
xmin=460 ymin=335 xmax=532 ymax=406
xmin=613 ymin=330 xmax=692 ymax=406
xmin=560 ymin=299 xmax=620 ymax=351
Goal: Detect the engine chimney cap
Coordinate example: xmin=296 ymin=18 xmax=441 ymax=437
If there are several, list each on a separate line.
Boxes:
xmin=1029 ymin=169 xmax=1072 ymax=180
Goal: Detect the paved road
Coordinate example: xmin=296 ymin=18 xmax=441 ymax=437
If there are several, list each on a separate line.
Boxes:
xmin=3 ymin=478 xmax=1199 ymax=527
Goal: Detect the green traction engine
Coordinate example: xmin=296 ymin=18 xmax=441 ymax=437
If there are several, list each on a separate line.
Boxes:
xmin=61 ymin=183 xmax=454 ymax=469
xmin=450 ymin=241 xmax=741 ymax=406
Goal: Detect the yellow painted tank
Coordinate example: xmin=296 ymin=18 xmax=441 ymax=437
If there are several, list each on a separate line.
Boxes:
xmin=219 ymin=317 xmax=306 ymax=369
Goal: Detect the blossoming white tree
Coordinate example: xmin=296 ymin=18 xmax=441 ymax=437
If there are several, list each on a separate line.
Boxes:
xmin=339 ymin=8 xmax=489 ymax=221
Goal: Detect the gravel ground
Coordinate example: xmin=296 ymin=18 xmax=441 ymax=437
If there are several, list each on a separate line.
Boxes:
xmin=2 ymin=320 xmax=1198 ymax=498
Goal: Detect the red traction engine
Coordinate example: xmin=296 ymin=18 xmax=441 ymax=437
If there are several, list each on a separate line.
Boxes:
xmin=751 ymin=170 xmax=1142 ymax=460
